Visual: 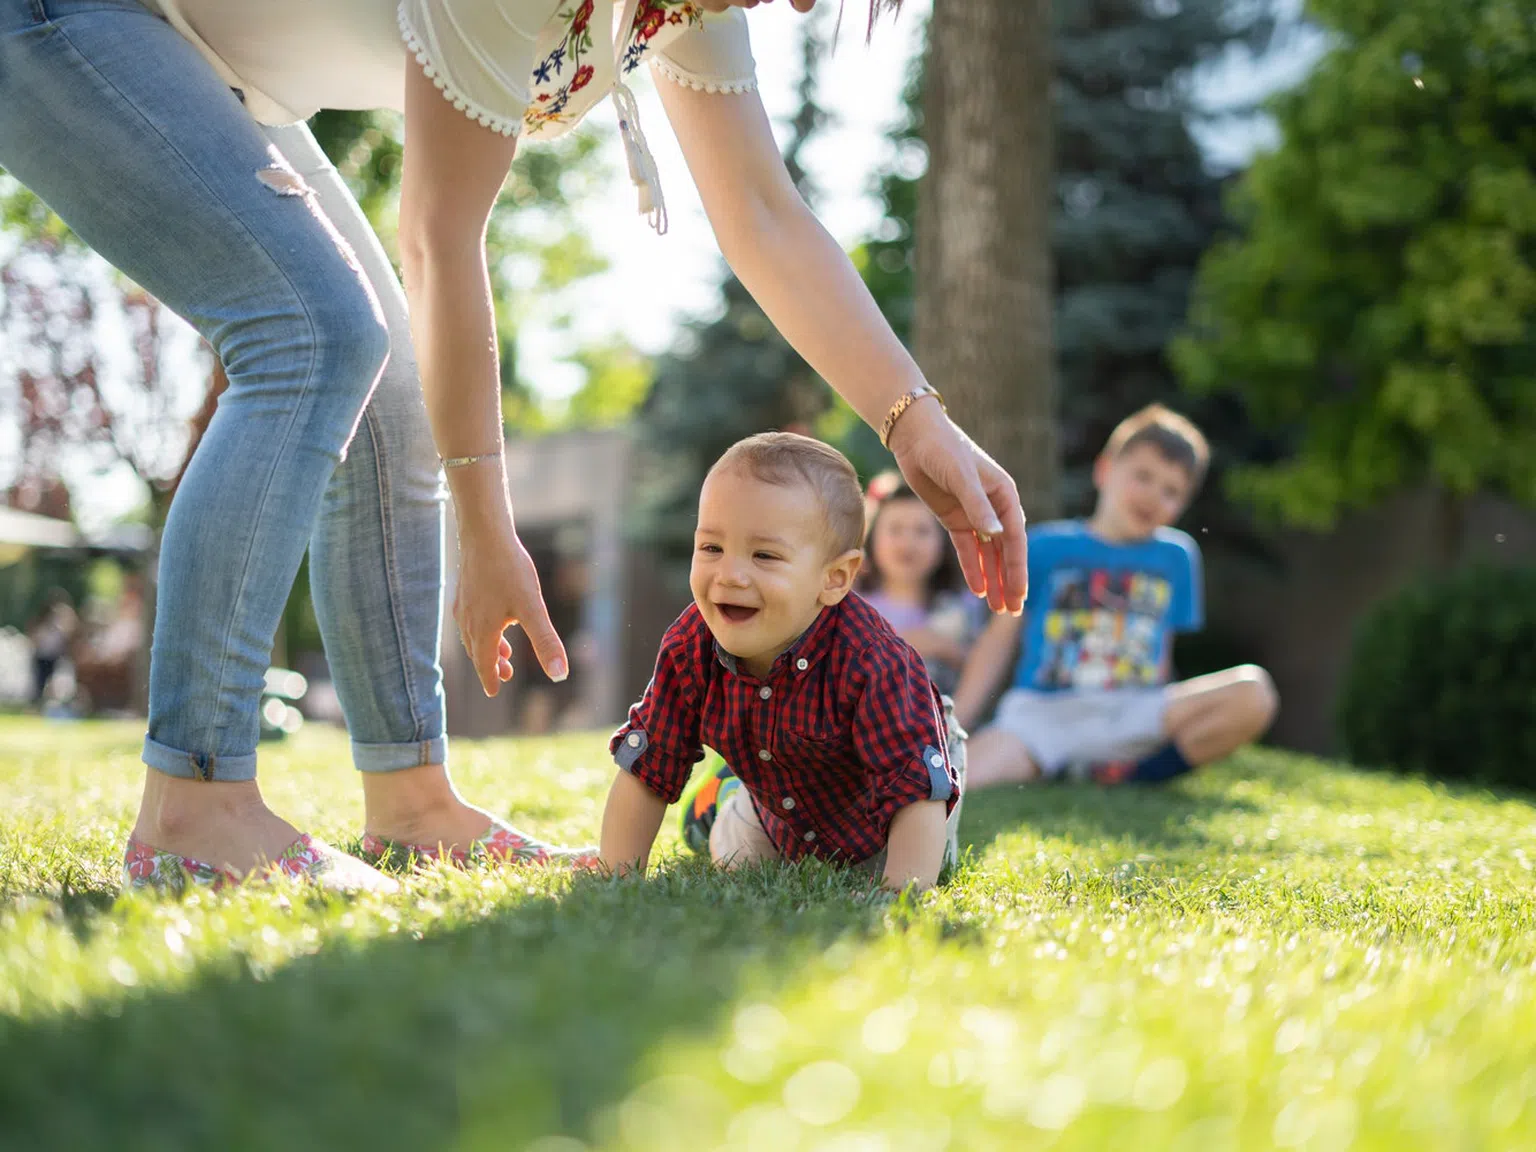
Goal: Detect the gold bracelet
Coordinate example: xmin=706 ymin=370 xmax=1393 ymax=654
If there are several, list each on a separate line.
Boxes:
xmin=439 ymin=451 xmax=502 ymax=470
xmin=878 ymin=385 xmax=945 ymax=449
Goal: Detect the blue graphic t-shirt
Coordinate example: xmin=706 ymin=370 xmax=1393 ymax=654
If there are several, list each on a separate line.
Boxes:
xmin=1011 ymin=520 xmax=1203 ymax=693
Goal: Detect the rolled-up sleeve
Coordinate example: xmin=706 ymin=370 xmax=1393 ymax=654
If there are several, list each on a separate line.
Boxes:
xmin=652 ymin=9 xmax=757 ymax=93
xmin=397 ymin=0 xmax=561 ymax=135
xmin=609 ymin=613 xmax=706 ymax=804
xmin=850 ymin=641 xmax=960 ymax=829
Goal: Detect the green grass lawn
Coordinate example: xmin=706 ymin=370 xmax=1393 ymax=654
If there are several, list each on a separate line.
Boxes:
xmin=2 ymin=715 xmax=1535 ymax=1151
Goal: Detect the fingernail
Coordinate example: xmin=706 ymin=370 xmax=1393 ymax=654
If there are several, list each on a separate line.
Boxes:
xmin=984 ymin=518 xmax=1003 ymax=535
xmin=550 ymin=657 xmax=569 ymax=683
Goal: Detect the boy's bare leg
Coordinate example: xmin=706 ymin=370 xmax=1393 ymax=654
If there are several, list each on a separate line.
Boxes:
xmin=964 ymin=726 xmax=1045 ymax=790
xmin=1163 ymin=664 xmax=1279 ymax=765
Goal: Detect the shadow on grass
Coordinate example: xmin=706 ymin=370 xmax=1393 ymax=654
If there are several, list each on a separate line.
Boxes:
xmin=0 ymin=858 xmax=889 ymax=1152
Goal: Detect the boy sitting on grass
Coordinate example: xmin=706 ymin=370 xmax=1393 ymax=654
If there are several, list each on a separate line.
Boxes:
xmin=956 ymin=405 xmax=1278 ymax=788
xmin=598 ymin=432 xmax=964 ymax=892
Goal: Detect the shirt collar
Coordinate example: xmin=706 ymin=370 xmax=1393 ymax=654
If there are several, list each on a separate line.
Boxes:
xmin=713 ymin=601 xmax=842 ymax=681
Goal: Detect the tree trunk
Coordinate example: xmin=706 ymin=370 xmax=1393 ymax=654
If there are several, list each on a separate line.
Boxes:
xmin=914 ymin=0 xmax=1060 ymax=520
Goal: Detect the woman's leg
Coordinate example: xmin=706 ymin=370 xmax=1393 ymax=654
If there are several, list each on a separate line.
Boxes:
xmin=265 ymin=125 xmax=572 ymax=854
xmin=0 ymin=0 xmax=390 ymax=874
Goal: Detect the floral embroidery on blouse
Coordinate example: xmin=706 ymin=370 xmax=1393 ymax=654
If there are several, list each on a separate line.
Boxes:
xmin=524 ymin=0 xmax=703 ymax=135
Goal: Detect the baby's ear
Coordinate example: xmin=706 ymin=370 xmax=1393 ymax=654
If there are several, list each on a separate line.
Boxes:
xmin=820 ymin=549 xmax=864 ymax=605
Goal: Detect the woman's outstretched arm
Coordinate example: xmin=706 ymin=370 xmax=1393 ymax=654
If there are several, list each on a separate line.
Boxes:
xmin=399 ymin=58 xmax=567 ymax=695
xmin=658 ymin=80 xmax=1026 ymax=614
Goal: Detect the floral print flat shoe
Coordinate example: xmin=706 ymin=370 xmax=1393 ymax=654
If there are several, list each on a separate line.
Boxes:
xmin=123 ymin=833 xmax=399 ymax=895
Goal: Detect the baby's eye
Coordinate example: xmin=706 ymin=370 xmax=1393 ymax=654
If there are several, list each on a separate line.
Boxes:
xmin=697 ymin=543 xmax=723 ymax=555
xmin=754 ymin=551 xmax=781 ymax=563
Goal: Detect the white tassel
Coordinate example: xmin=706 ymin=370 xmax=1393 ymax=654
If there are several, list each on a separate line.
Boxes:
xmin=612 ymin=82 xmax=668 ymax=235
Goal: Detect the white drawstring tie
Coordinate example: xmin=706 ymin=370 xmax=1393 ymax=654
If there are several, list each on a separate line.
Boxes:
xmin=610 ymin=0 xmax=668 ymax=235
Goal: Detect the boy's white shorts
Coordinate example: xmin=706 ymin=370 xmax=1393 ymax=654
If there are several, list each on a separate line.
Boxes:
xmin=991 ymin=687 xmax=1170 ymax=779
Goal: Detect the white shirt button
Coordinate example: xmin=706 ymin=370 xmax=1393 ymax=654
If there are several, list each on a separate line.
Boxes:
xmin=759 ymin=686 xmax=772 ymax=700
xmin=930 ymin=753 xmax=944 ymax=768
xmin=781 ymin=796 xmax=795 ymax=810
xmin=803 ymin=830 xmax=817 ymax=842
xmin=626 ymin=733 xmax=641 ymax=747
xmin=795 ymin=658 xmax=809 ymax=671
xmin=758 ymin=749 xmax=772 ymax=762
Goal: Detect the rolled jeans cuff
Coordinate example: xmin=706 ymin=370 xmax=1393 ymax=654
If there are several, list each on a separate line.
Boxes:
xmin=353 ymin=735 xmax=448 ymax=773
xmin=142 ymin=736 xmax=258 ymax=783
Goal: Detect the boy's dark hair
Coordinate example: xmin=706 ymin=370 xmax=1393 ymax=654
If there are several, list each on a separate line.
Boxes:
xmin=712 ymin=432 xmax=866 ymax=556
xmin=1103 ymin=404 xmax=1210 ymax=488
xmin=859 ymin=471 xmax=964 ymax=602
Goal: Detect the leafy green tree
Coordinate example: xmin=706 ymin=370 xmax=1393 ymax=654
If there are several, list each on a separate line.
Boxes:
xmin=1173 ymin=0 xmax=1536 ymax=531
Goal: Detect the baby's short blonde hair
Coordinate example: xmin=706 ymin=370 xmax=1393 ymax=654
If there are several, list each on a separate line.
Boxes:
xmin=710 ymin=432 xmax=866 ymax=556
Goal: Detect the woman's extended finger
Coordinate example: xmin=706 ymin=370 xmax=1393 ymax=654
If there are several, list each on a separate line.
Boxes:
xmin=950 ymin=527 xmax=987 ymax=602
xmin=993 ymin=483 xmax=1028 ymax=614
xmin=469 ymin=627 xmax=501 ymax=698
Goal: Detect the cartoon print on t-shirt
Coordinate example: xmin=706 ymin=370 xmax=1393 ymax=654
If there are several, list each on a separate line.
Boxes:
xmin=1034 ymin=568 xmax=1172 ymax=690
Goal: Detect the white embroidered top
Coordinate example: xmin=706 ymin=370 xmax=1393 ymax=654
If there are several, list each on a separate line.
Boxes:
xmin=142 ymin=0 xmax=758 ymax=232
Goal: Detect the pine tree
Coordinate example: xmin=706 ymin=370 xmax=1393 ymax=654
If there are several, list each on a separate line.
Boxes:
xmin=1052 ymin=0 xmax=1271 ymax=513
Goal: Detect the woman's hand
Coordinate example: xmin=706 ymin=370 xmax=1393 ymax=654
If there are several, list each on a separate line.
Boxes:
xmin=453 ymin=525 xmax=568 ymax=698
xmin=885 ymin=399 xmax=1027 ymax=615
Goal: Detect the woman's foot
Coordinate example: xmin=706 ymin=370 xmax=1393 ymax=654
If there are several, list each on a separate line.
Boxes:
xmin=128 ymin=769 xmax=398 ymax=892
xmin=360 ymin=763 xmax=597 ymax=868
xmin=130 ymin=771 xmax=307 ymax=878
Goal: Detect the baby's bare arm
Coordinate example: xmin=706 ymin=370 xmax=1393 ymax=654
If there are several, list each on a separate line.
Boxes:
xmin=881 ymin=800 xmax=949 ymax=892
xmin=599 ymin=771 xmax=667 ymax=877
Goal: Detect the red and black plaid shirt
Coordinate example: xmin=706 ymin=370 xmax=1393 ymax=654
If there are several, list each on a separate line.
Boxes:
xmin=610 ymin=593 xmax=960 ymax=864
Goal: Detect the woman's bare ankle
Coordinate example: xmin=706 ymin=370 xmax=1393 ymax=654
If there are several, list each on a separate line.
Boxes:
xmin=361 ymin=764 xmax=492 ymax=848
xmin=130 ymin=770 xmax=302 ymax=876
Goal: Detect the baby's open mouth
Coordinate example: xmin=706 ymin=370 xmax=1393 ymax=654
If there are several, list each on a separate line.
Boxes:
xmin=716 ymin=603 xmax=759 ymax=624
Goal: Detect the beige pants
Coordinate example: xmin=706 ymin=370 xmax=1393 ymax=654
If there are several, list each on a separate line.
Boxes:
xmin=708 ymin=697 xmax=968 ymax=874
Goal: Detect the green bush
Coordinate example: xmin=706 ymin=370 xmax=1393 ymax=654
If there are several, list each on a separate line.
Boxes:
xmin=1338 ymin=566 xmax=1536 ymax=790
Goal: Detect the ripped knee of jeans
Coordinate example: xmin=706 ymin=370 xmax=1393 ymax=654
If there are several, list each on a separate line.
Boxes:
xmin=256 ymin=165 xmax=311 ymax=198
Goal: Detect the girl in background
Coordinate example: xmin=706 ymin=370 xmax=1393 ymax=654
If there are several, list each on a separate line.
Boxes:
xmin=861 ymin=473 xmax=989 ymax=698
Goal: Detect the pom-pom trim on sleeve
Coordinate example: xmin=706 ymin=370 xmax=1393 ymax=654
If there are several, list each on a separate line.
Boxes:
xmin=651 ymin=56 xmax=758 ymax=95
xmin=397 ymin=2 xmax=525 ymax=137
